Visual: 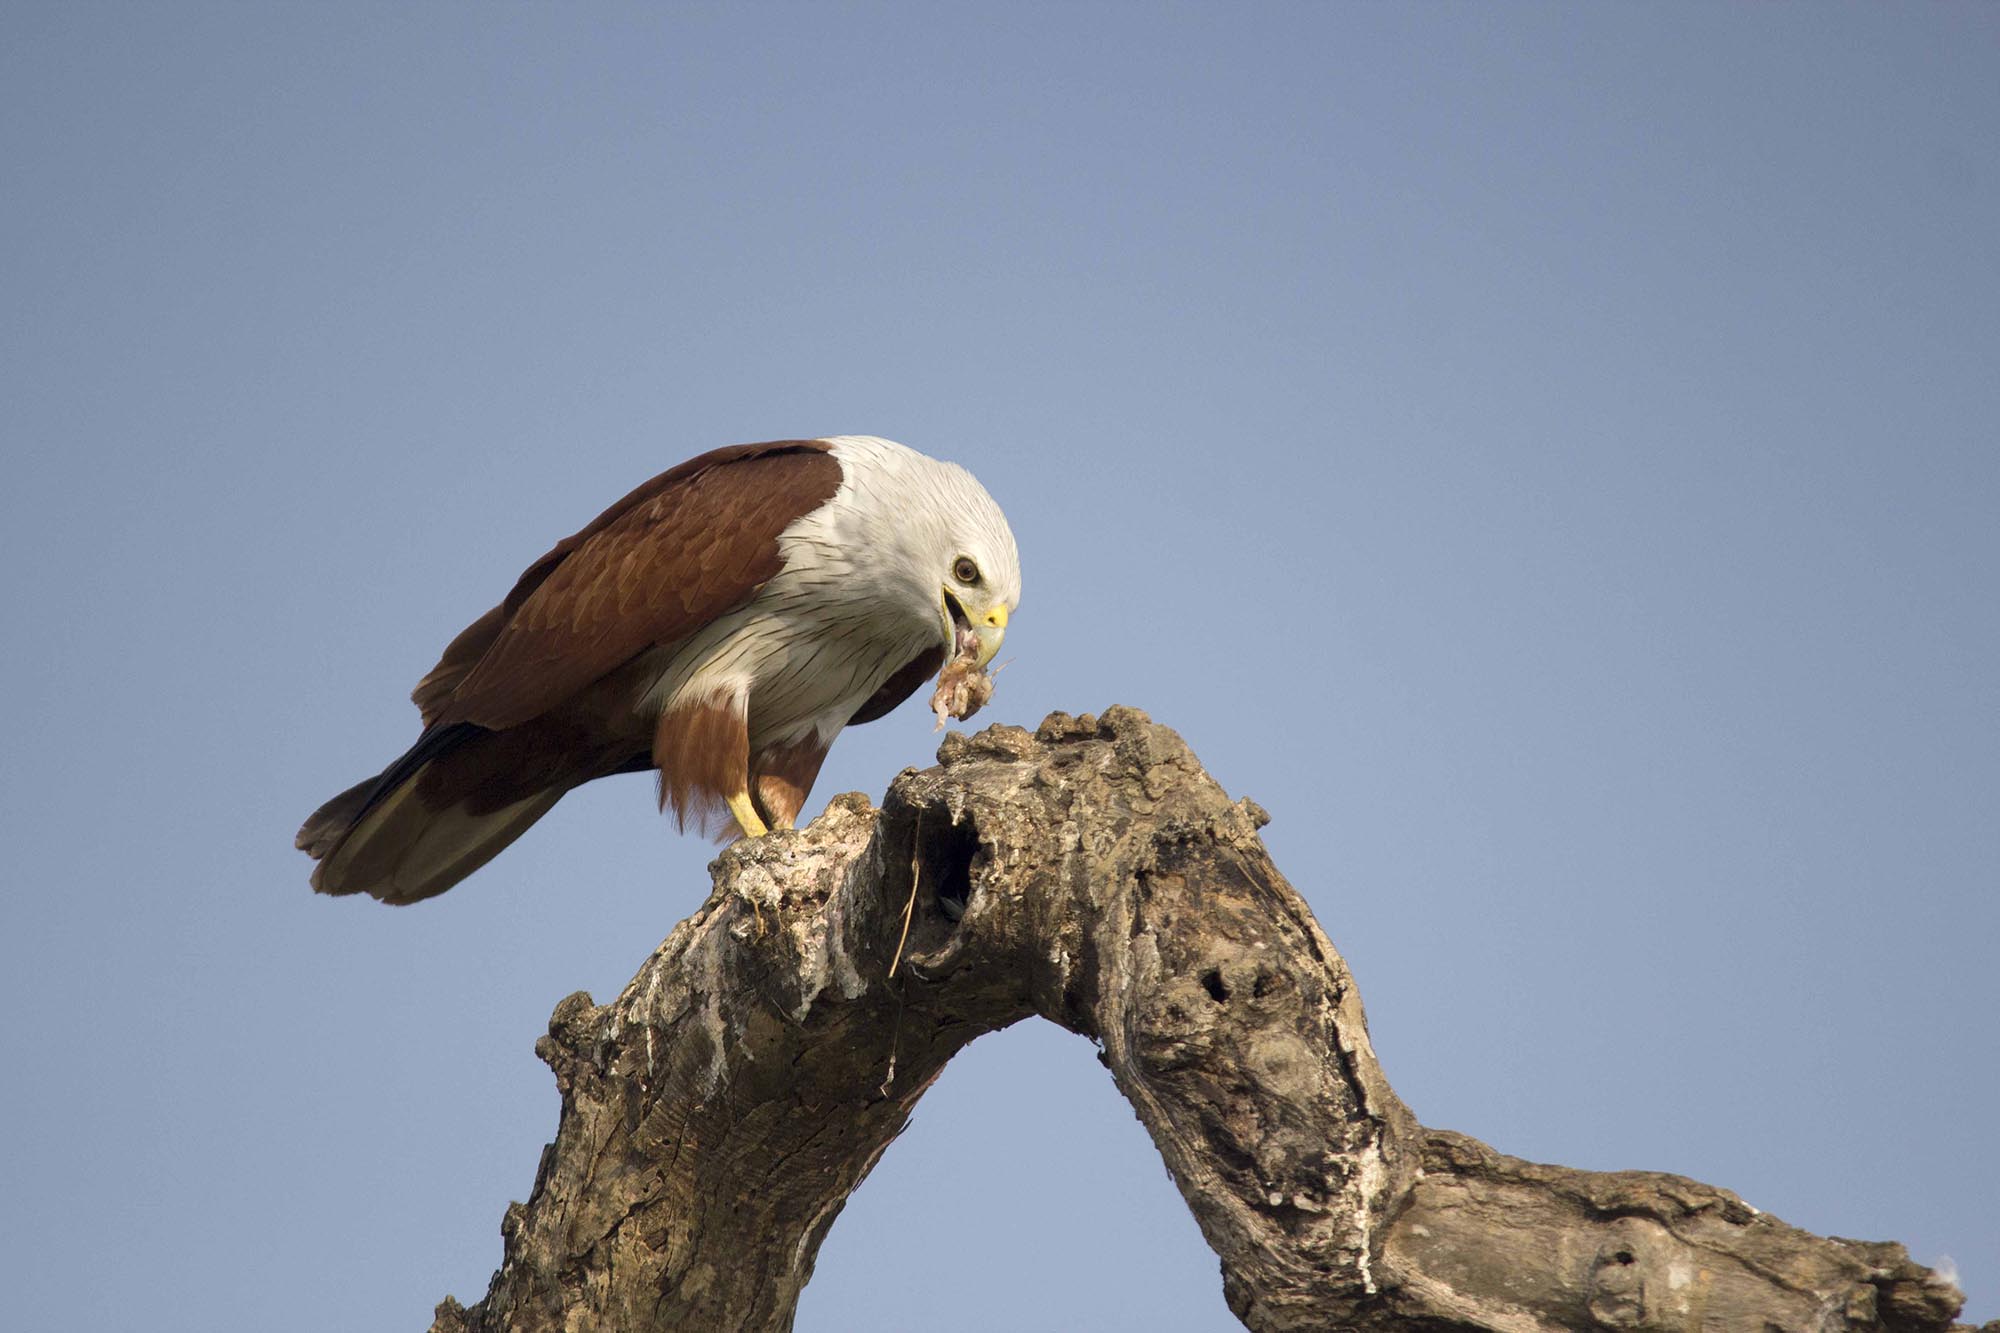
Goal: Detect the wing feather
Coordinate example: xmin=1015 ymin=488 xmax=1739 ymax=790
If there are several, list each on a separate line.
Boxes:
xmin=847 ymin=646 xmax=947 ymax=725
xmin=420 ymin=440 xmax=842 ymax=731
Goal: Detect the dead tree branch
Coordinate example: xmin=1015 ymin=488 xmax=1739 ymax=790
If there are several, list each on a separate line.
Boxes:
xmin=429 ymin=707 xmax=1971 ymax=1333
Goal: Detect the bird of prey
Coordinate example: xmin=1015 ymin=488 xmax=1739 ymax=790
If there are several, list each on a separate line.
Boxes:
xmin=297 ymin=436 xmax=1020 ymax=904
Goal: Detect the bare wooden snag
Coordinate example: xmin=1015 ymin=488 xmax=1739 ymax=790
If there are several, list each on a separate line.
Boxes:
xmin=428 ymin=707 xmax=1977 ymax=1333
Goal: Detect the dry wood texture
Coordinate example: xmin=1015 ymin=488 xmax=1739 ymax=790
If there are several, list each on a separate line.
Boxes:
xmin=429 ymin=707 xmax=1976 ymax=1333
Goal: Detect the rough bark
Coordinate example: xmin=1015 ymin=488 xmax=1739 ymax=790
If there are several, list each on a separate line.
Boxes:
xmin=429 ymin=707 xmax=1974 ymax=1333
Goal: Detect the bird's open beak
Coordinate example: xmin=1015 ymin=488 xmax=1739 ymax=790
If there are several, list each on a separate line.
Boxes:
xmin=944 ymin=591 xmax=1008 ymax=669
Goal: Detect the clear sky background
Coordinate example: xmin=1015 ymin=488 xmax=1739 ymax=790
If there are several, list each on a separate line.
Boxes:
xmin=3 ymin=5 xmax=1994 ymax=1330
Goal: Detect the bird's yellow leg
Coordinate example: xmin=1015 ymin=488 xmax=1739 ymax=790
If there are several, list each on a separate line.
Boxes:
xmin=726 ymin=790 xmax=770 ymax=839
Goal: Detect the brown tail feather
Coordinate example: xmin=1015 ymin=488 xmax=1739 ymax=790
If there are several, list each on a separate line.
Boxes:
xmin=296 ymin=773 xmax=381 ymax=861
xmin=297 ymin=726 xmax=574 ymax=905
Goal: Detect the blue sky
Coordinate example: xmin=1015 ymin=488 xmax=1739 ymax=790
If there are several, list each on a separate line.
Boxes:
xmin=3 ymin=4 xmax=1994 ymax=1328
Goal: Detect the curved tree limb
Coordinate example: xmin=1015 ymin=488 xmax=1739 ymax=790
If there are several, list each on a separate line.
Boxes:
xmin=429 ymin=707 xmax=1973 ymax=1333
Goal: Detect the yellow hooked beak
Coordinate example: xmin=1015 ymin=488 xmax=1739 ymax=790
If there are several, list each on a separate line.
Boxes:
xmin=944 ymin=591 xmax=1009 ymax=668
xmin=971 ymin=602 xmax=1007 ymax=668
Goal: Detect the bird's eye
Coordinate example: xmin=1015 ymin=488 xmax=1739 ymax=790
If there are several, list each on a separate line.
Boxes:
xmin=952 ymin=557 xmax=981 ymax=585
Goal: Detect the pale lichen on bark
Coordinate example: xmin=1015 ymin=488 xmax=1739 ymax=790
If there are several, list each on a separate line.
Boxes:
xmin=429 ymin=707 xmax=1974 ymax=1333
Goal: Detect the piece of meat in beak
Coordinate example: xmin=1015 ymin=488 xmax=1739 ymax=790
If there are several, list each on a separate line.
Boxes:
xmin=931 ymin=600 xmax=997 ymax=729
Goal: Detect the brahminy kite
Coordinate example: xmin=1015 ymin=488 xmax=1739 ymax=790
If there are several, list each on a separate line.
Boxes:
xmin=297 ymin=436 xmax=1019 ymax=904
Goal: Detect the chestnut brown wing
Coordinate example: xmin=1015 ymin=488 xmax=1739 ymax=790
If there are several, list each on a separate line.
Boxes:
xmin=419 ymin=441 xmax=842 ymax=732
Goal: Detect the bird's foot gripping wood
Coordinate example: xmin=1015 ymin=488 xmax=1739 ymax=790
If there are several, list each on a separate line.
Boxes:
xmin=725 ymin=790 xmax=770 ymax=840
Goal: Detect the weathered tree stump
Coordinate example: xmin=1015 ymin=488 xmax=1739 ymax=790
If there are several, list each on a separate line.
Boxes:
xmin=428 ymin=707 xmax=1973 ymax=1333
